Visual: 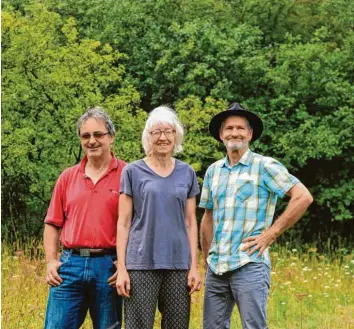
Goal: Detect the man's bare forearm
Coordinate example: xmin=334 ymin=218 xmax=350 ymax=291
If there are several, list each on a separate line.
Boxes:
xmin=270 ymin=184 xmax=313 ymax=238
xmin=200 ymin=209 xmax=213 ymax=262
xmin=43 ymin=224 xmax=61 ymax=262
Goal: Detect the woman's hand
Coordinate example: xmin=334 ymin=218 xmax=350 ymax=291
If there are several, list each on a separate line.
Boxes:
xmin=116 ymin=268 xmax=131 ymax=298
xmin=187 ymin=267 xmax=202 ymax=294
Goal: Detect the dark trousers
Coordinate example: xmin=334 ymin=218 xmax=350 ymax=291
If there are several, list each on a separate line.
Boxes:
xmin=124 ymin=270 xmax=190 ymax=329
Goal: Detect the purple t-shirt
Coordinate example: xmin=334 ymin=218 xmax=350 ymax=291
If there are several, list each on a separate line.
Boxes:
xmin=120 ymin=159 xmax=200 ymax=270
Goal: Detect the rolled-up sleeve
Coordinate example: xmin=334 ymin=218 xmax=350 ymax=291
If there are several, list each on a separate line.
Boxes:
xmin=263 ymin=158 xmax=300 ymax=198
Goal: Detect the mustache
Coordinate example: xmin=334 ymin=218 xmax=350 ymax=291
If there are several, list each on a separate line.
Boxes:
xmin=226 ymin=138 xmax=244 ymax=141
xmin=223 ymin=139 xmax=248 ymax=150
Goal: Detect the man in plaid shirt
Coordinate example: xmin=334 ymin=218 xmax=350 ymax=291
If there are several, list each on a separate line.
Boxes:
xmin=200 ymin=103 xmax=313 ymax=329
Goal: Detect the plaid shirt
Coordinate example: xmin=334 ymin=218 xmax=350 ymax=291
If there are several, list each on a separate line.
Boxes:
xmin=199 ymin=149 xmax=299 ymax=275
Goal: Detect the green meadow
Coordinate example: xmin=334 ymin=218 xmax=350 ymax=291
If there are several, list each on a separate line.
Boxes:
xmin=2 ymin=243 xmax=353 ymax=329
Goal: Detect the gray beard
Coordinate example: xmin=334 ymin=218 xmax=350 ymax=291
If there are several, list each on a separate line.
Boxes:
xmin=223 ymin=140 xmax=248 ymax=151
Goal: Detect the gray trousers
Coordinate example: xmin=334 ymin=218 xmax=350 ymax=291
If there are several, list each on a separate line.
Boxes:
xmin=203 ymin=262 xmax=270 ymax=329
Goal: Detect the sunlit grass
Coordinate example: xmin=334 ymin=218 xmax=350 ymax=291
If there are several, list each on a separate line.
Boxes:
xmin=2 ymin=243 xmax=354 ymax=329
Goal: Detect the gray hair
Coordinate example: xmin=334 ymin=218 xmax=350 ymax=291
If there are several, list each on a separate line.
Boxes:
xmin=76 ymin=106 xmax=116 ymax=136
xmin=142 ymin=106 xmax=184 ymax=155
xmin=219 ymin=115 xmax=252 ymax=133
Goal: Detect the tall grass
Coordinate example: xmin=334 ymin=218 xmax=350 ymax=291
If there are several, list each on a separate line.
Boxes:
xmin=2 ymin=242 xmax=354 ymax=329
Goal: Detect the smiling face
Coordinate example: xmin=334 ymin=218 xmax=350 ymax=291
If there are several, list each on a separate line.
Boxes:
xmin=79 ymin=117 xmax=114 ymax=160
xmin=148 ymin=123 xmax=176 ymax=156
xmin=219 ymin=116 xmax=253 ymax=151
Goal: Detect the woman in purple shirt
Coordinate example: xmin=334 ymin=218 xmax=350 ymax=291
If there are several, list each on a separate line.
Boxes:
xmin=116 ymin=106 xmax=202 ymax=329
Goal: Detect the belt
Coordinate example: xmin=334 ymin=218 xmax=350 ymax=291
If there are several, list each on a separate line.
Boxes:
xmin=63 ymin=248 xmax=116 ymax=257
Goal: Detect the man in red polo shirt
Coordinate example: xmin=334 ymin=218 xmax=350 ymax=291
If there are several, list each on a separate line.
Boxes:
xmin=43 ymin=107 xmax=126 ymax=329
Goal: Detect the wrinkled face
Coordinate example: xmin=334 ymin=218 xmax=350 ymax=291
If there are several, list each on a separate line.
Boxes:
xmin=79 ymin=118 xmax=114 ymax=159
xmin=149 ymin=123 xmax=176 ymax=156
xmin=219 ymin=116 xmax=253 ymax=151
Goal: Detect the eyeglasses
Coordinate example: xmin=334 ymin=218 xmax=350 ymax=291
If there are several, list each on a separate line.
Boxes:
xmin=80 ymin=132 xmax=110 ymax=140
xmin=149 ymin=129 xmax=176 ymax=138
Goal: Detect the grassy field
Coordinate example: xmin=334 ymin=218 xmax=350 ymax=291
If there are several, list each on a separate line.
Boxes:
xmin=2 ymin=243 xmax=354 ymax=329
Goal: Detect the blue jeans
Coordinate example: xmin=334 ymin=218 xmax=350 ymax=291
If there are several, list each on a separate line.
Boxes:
xmin=44 ymin=250 xmax=122 ymax=329
xmin=203 ymin=262 xmax=270 ymax=329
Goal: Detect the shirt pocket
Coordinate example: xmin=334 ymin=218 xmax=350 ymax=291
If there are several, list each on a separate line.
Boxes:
xmin=175 ymin=183 xmax=188 ymax=201
xmin=234 ymin=179 xmax=254 ymax=202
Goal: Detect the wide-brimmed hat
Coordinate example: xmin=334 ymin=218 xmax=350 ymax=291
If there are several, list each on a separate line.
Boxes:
xmin=209 ymin=102 xmax=263 ymax=142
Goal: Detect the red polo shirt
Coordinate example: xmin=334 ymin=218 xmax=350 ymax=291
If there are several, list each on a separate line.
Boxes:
xmin=45 ymin=154 xmax=126 ymax=248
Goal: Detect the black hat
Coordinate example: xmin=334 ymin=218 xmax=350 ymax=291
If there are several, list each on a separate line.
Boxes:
xmin=209 ymin=102 xmax=263 ymax=142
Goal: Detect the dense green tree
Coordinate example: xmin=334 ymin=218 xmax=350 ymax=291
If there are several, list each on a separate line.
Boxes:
xmin=2 ymin=0 xmax=353 ymax=244
xmin=1 ymin=3 xmax=145 ymax=241
xmin=30 ymin=0 xmax=353 ymax=106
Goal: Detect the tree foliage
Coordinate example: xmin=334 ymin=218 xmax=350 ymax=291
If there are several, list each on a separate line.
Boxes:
xmin=2 ymin=0 xmax=354 ymax=243
xmin=2 ymin=2 xmax=144 ymax=241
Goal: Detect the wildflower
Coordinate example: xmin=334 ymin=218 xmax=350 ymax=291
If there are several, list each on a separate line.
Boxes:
xmin=294 ymin=293 xmax=307 ymax=301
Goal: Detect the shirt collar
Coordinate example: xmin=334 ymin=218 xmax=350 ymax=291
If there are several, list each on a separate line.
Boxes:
xmin=78 ymin=152 xmax=118 ymax=173
xmin=220 ymin=148 xmax=253 ymax=168
xmin=239 ymin=148 xmax=253 ymax=166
